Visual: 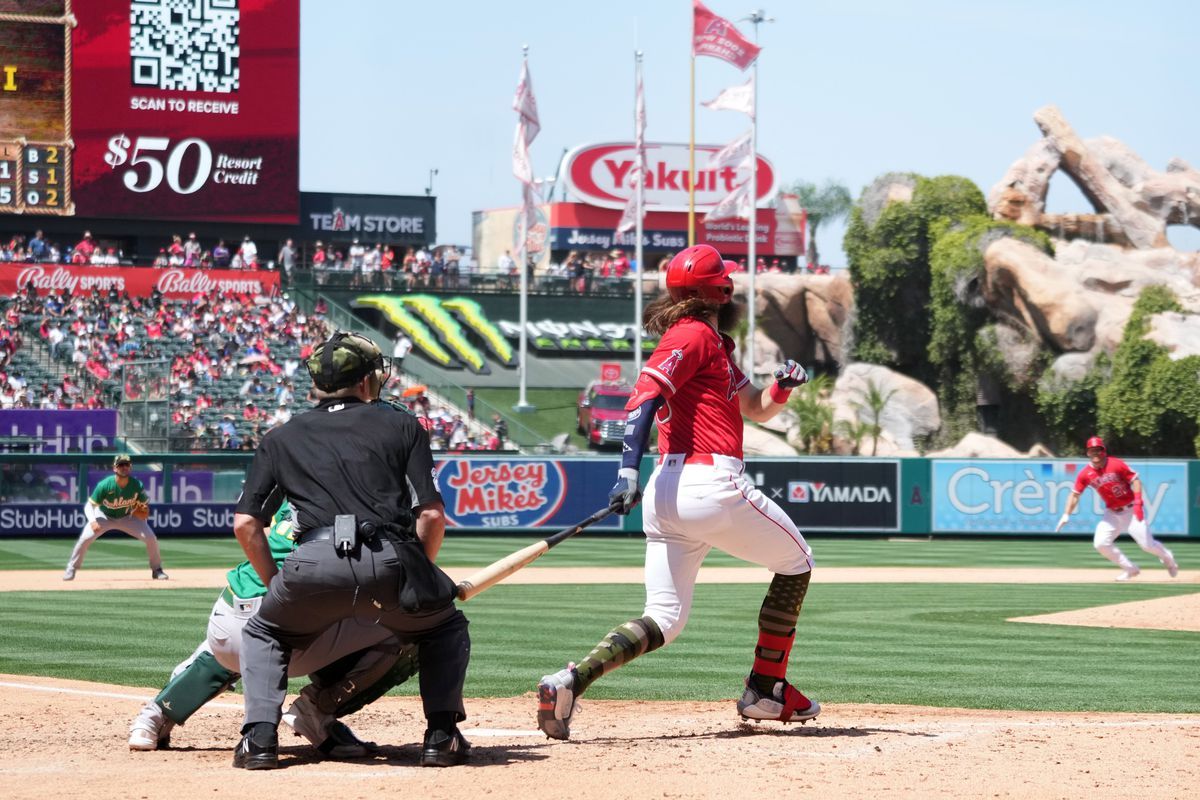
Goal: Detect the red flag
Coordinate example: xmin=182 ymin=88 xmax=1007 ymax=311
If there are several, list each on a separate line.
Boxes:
xmin=692 ymin=0 xmax=760 ymax=70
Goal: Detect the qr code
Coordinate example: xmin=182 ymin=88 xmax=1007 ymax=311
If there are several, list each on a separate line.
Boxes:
xmin=130 ymin=0 xmax=240 ymax=93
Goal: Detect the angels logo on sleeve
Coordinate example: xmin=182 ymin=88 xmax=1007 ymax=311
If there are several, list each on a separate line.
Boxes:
xmin=656 ymin=348 xmax=685 ymax=378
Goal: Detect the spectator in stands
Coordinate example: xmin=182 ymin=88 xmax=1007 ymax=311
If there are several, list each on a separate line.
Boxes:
xmin=466 ymin=387 xmax=475 ymax=420
xmin=72 ymin=232 xmax=96 ymax=264
xmin=167 ymin=235 xmax=185 ymax=266
xmin=153 ymin=249 xmax=169 ymax=268
xmin=611 ymin=249 xmax=630 ymax=278
xmin=46 ymin=321 xmax=65 ymax=360
xmin=392 ymin=331 xmax=412 ymax=371
xmin=267 ymin=403 xmax=292 ymax=428
xmin=213 ymin=239 xmax=231 ymax=268
xmin=277 ymin=238 xmax=296 ymax=285
xmin=183 ymin=232 xmax=202 ymax=266
xmin=238 ymin=235 xmax=258 ymax=268
xmin=492 ymin=413 xmax=508 ymax=445
xmin=29 ymin=230 xmax=48 ymax=261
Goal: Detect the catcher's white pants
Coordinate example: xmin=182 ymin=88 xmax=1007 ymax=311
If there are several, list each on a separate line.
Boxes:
xmin=175 ymin=593 xmax=394 ymax=677
xmin=641 ymin=454 xmax=812 ymax=644
xmin=66 ymin=513 xmax=162 ymax=572
xmin=1093 ymin=506 xmax=1174 ymax=568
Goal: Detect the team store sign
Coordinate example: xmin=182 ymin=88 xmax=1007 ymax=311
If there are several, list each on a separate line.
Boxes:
xmin=1 ymin=264 xmax=280 ymax=299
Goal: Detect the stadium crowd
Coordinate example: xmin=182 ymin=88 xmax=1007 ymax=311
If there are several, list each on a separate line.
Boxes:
xmin=1 ymin=281 xmax=506 ymax=452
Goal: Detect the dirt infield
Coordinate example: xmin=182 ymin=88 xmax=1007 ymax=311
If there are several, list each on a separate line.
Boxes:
xmin=2 ymin=568 xmax=1197 ymax=798
xmin=1 ymin=674 xmax=1197 ymax=800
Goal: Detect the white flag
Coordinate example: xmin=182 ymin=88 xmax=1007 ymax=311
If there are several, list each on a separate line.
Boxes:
xmin=706 ymin=129 xmax=753 ymax=171
xmin=616 ymin=66 xmax=647 ymax=235
xmin=705 ymin=181 xmax=752 ymax=222
xmin=512 ymin=60 xmax=540 ymax=185
xmin=701 ymin=75 xmax=755 ymax=118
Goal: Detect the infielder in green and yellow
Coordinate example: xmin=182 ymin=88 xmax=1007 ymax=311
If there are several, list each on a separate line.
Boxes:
xmin=64 ymin=453 xmax=166 ymax=581
xmin=128 ymin=494 xmax=419 ymax=757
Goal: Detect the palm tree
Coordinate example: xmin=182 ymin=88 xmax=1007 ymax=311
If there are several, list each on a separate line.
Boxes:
xmin=856 ymin=378 xmax=898 ymax=456
xmin=789 ymin=374 xmax=834 ymax=453
xmin=787 ymin=179 xmax=852 ymax=269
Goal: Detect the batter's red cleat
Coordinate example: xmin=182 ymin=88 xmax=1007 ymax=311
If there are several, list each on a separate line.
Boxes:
xmin=737 ymin=675 xmax=821 ymax=723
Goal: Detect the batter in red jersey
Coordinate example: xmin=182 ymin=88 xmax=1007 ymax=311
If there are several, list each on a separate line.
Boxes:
xmin=1056 ymin=436 xmax=1180 ymax=581
xmin=536 ymin=245 xmax=819 ymax=740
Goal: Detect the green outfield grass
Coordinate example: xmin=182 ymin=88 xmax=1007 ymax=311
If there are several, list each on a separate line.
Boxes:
xmin=3 ymin=534 xmax=1199 ymax=571
xmin=0 ymin=582 xmax=1196 ymax=712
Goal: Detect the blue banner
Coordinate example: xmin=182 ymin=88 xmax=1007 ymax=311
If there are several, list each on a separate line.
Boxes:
xmin=932 ymin=459 xmax=1189 ymax=535
xmin=549 ymin=227 xmax=688 ymax=252
xmin=0 ymin=503 xmax=240 ymax=537
xmin=434 ymin=457 xmax=622 ymax=531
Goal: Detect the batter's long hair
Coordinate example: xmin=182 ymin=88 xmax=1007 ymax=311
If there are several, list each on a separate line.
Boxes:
xmin=643 ymin=294 xmax=744 ymax=337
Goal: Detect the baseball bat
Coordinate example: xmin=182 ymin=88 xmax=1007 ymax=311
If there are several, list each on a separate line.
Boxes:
xmin=455 ymin=505 xmax=616 ymax=601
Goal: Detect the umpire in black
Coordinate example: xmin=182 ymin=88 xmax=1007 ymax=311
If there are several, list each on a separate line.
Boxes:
xmin=232 ymin=331 xmax=471 ymax=769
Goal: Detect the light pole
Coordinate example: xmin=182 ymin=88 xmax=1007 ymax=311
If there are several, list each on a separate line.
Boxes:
xmin=425 ymin=168 xmax=439 ymax=196
xmin=740 ymin=9 xmax=773 ymax=378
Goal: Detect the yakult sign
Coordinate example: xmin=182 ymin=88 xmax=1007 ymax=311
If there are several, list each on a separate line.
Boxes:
xmin=1 ymin=264 xmax=280 ymax=299
xmin=563 ymin=142 xmax=776 ymax=211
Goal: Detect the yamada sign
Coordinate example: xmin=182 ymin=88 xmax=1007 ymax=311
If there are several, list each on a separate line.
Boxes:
xmin=563 ymin=142 xmax=776 ymax=212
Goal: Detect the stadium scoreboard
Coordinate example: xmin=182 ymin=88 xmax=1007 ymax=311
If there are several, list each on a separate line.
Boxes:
xmin=0 ymin=0 xmax=299 ymax=224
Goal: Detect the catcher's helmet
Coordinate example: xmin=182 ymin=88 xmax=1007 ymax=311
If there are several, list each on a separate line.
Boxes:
xmin=306 ymin=331 xmax=389 ymax=392
xmin=665 ymin=244 xmax=735 ymax=304
xmin=1085 ymin=436 xmax=1106 ymax=452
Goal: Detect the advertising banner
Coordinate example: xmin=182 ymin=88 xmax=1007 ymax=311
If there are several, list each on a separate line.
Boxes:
xmin=745 ymin=459 xmax=901 ymax=532
xmin=69 ymin=0 xmax=300 ymax=223
xmin=545 ymin=202 xmax=797 ymax=256
xmin=300 ymin=192 xmax=436 ymax=245
xmin=434 ymin=457 xmax=623 ymax=531
xmin=931 ymin=460 xmax=1189 ymax=535
xmin=562 ymin=143 xmax=775 ymax=211
xmin=0 ymin=502 xmax=240 ymax=537
xmin=0 ymin=409 xmax=117 ymax=453
xmin=0 ymin=263 xmax=280 ymax=299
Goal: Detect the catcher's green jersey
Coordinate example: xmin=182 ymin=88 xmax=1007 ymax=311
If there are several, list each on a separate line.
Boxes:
xmin=225 ymin=500 xmax=297 ymax=599
xmin=89 ymin=475 xmax=149 ymax=519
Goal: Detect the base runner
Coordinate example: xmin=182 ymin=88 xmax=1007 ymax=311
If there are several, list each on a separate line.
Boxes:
xmin=1056 ymin=436 xmax=1180 ymax=581
xmin=129 ymin=496 xmax=418 ymax=755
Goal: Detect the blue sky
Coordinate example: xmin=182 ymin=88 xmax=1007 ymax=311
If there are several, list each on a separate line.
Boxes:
xmin=300 ymin=0 xmax=1198 ymax=265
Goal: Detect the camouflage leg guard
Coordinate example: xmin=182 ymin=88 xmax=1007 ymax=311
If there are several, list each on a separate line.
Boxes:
xmin=752 ymin=571 xmax=811 ymax=693
xmin=574 ymin=616 xmax=665 ymax=694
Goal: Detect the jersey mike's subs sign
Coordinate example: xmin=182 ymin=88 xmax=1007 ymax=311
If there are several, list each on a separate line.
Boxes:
xmin=562 ymin=142 xmax=776 ymax=212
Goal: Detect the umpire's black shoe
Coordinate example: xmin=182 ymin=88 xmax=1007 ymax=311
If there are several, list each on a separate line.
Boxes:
xmin=420 ymin=727 xmax=471 ymax=767
xmin=232 ymin=724 xmax=279 ymax=770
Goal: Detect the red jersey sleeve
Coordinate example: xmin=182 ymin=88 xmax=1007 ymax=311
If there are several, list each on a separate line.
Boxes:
xmin=1110 ymin=457 xmax=1138 ymax=484
xmin=1072 ymin=468 xmax=1090 ymax=494
xmin=641 ymin=322 xmax=705 ymax=398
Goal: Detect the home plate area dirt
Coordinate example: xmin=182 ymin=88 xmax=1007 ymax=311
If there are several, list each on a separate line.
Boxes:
xmin=1 ymin=675 xmax=1196 ymax=800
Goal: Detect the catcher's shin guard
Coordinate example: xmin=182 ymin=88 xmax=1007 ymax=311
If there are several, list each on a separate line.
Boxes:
xmin=308 ymin=642 xmax=420 ymax=718
xmin=155 ymin=650 xmax=238 ymax=725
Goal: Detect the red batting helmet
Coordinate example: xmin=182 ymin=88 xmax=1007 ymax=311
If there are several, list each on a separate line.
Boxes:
xmin=1085 ymin=436 xmax=1106 ymax=452
xmin=665 ymin=244 xmax=735 ymax=304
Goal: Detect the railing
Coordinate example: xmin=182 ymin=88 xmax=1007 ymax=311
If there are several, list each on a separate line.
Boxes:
xmin=293 ymin=267 xmax=643 ymax=298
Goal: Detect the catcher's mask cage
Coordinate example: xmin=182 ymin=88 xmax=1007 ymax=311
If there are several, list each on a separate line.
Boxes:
xmin=307 ymin=331 xmax=392 ymax=395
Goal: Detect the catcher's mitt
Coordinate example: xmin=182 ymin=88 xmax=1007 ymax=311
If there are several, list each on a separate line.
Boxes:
xmin=132 ymin=502 xmax=150 ymax=520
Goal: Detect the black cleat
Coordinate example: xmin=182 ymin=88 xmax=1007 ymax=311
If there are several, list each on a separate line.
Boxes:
xmin=232 ymin=726 xmax=279 ymax=770
xmin=420 ymin=727 xmax=471 ymax=767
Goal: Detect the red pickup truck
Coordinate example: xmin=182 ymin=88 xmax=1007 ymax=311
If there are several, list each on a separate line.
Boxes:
xmin=577 ymin=380 xmax=632 ymax=447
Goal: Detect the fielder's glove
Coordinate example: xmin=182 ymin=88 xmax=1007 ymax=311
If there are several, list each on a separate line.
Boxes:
xmin=132 ymin=502 xmax=150 ymax=520
xmin=608 ymin=467 xmax=642 ymax=515
xmin=774 ymin=359 xmax=809 ymax=389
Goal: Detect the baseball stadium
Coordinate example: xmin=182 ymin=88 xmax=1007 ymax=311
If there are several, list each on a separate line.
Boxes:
xmin=2 ymin=2 xmax=1198 ymax=799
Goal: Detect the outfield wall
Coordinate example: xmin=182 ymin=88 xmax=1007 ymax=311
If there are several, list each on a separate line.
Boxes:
xmin=2 ymin=452 xmax=1196 ymax=538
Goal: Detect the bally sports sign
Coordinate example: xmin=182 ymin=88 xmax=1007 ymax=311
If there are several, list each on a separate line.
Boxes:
xmin=563 ymin=142 xmax=776 ymax=212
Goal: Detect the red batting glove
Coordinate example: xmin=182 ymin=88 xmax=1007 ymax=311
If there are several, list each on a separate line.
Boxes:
xmin=1132 ymin=496 xmax=1144 ymax=522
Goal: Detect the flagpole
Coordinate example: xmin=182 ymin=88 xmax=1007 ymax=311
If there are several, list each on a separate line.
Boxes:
xmin=634 ymin=50 xmax=645 ymax=376
xmin=515 ymin=44 xmax=534 ymax=413
xmin=688 ymin=53 xmax=696 ymax=247
xmin=744 ymin=9 xmax=771 ymax=380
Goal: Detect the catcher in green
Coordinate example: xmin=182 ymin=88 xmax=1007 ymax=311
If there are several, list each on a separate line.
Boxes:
xmin=128 ymin=496 xmax=418 ymax=756
xmin=64 ymin=453 xmax=167 ymax=581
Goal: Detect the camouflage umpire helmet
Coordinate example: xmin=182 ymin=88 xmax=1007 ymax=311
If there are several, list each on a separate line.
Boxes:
xmin=306 ymin=331 xmax=388 ymax=392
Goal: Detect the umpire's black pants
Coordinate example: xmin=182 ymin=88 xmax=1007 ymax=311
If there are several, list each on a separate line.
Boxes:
xmin=240 ymin=536 xmax=470 ymax=727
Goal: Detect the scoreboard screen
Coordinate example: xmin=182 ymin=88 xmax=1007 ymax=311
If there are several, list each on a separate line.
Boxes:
xmin=0 ymin=0 xmax=299 ymax=224
xmin=0 ymin=10 xmax=70 ymax=214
